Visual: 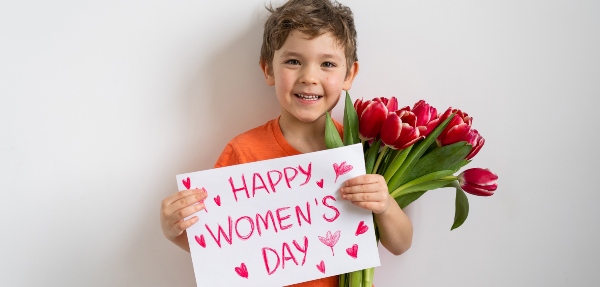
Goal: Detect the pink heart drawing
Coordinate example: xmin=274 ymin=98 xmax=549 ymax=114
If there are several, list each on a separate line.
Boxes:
xmin=333 ymin=162 xmax=353 ymax=182
xmin=195 ymin=235 xmax=206 ymax=248
xmin=316 ymin=179 xmax=324 ymax=188
xmin=182 ymin=177 xmax=191 ymax=189
xmin=355 ymin=221 xmax=368 ymax=236
xmin=316 ymin=260 xmax=326 ymax=274
xmin=214 ymin=195 xmax=221 ymax=206
xmin=235 ymin=263 xmax=249 ymax=279
xmin=346 ymin=244 xmax=358 ymax=259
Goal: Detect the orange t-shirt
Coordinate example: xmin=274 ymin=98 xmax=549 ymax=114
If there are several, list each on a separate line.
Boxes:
xmin=214 ymin=117 xmax=342 ymax=287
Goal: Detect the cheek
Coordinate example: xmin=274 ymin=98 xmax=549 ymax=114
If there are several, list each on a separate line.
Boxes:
xmin=274 ymin=73 xmax=293 ymax=89
xmin=324 ymin=76 xmax=344 ymax=90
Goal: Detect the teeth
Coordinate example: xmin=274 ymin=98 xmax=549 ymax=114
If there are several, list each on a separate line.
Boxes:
xmin=296 ymin=94 xmax=321 ymax=100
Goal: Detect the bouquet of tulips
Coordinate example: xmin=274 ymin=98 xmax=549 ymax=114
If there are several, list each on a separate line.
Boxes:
xmin=325 ymin=93 xmax=498 ymax=287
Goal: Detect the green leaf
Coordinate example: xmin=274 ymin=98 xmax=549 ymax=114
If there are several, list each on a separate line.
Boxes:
xmin=379 ymin=148 xmax=399 ymax=175
xmin=390 ymin=178 xmax=455 ymax=198
xmin=364 ymin=139 xmax=381 ymax=174
xmin=396 ymin=191 xmax=427 ymax=209
xmin=422 ymin=139 xmax=439 ymax=156
xmin=390 ymin=170 xmax=455 ymax=198
xmin=388 ymin=113 xmax=457 ymax=191
xmin=403 ymin=141 xmax=471 ymax=184
xmin=325 ymin=112 xmax=343 ymax=149
xmin=343 ymin=91 xmax=360 ymax=146
xmin=448 ymin=159 xmax=471 ymax=172
xmin=451 ymin=184 xmax=470 ymax=230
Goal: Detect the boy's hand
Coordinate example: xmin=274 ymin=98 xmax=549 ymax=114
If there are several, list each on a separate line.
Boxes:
xmin=340 ymin=174 xmax=391 ymax=215
xmin=160 ymin=189 xmax=207 ymax=242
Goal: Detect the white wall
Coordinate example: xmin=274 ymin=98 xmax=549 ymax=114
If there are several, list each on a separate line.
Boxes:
xmin=1 ymin=0 xmax=598 ymax=286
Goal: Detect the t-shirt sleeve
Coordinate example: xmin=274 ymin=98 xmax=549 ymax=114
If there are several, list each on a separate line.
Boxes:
xmin=213 ymin=143 xmax=240 ymax=168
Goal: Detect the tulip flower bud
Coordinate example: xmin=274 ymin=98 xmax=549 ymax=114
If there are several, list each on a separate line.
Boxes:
xmin=380 ymin=110 xmax=423 ymax=150
xmin=355 ymin=100 xmax=388 ymax=140
xmin=437 ymin=108 xmax=473 ymax=146
xmin=458 ymin=168 xmax=498 ymax=196
xmin=354 ymin=97 xmax=399 ymax=141
xmin=411 ymin=100 xmax=439 ymax=137
xmin=465 ymin=129 xmax=485 ymax=160
xmin=376 ymin=97 xmax=398 ymax=112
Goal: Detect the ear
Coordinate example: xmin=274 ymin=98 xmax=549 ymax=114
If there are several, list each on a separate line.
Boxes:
xmin=342 ymin=61 xmax=359 ymax=91
xmin=260 ymin=60 xmax=275 ymax=86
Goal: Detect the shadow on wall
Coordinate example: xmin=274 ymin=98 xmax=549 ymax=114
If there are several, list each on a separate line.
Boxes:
xmin=183 ymin=12 xmax=280 ymax=172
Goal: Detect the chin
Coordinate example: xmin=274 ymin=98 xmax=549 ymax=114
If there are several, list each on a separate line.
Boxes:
xmin=293 ymin=112 xmax=327 ymax=123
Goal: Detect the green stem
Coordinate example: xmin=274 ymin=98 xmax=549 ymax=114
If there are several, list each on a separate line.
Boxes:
xmin=383 ymin=146 xmax=412 ymax=183
xmin=372 ymin=145 xmax=388 ymax=174
xmin=349 ymin=269 xmax=363 ymax=287
xmin=363 ymin=267 xmax=374 ymax=287
xmin=339 ymin=272 xmax=347 ymax=287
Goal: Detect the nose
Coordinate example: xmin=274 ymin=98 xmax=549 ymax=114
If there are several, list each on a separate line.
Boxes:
xmin=299 ymin=65 xmax=318 ymax=85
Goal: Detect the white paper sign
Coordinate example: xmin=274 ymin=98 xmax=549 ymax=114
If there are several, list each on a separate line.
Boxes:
xmin=176 ymin=144 xmax=380 ymax=287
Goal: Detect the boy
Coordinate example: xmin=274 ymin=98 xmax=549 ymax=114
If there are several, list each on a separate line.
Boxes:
xmin=160 ymin=0 xmax=413 ymax=286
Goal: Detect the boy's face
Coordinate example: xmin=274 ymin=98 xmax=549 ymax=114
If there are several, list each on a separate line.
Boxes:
xmin=261 ymin=30 xmax=358 ymax=124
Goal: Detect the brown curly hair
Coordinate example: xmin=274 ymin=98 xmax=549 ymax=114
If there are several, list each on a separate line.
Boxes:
xmin=260 ymin=0 xmax=358 ymax=76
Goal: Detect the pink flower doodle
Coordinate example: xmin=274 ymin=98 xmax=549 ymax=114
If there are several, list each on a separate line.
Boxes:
xmin=318 ymin=230 xmax=341 ymax=256
xmin=333 ymin=162 xmax=353 ymax=182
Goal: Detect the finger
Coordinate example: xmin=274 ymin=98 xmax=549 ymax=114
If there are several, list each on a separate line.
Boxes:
xmin=162 ymin=188 xmax=205 ymax=207
xmin=342 ymin=191 xmax=369 ymax=202
xmin=164 ymin=192 xmax=208 ymax=215
xmin=171 ymin=202 xmax=206 ymax=224
xmin=340 ymin=182 xmax=380 ymax=194
xmin=344 ymin=174 xmax=383 ymax=187
xmin=173 ymin=216 xmax=200 ymax=234
xmin=342 ymin=191 xmax=383 ymax=202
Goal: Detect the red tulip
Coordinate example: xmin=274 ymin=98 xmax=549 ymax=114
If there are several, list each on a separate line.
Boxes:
xmin=376 ymin=97 xmax=398 ymax=112
xmin=354 ymin=97 xmax=398 ymax=140
xmin=458 ymin=168 xmax=498 ymax=196
xmin=464 ymin=129 xmax=485 ymax=160
xmin=437 ymin=108 xmax=473 ymax=146
xmin=411 ymin=100 xmax=439 ymax=137
xmin=380 ymin=109 xmax=423 ymax=150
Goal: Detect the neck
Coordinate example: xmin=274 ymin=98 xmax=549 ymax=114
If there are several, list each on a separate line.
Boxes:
xmin=279 ymin=112 xmax=328 ymax=153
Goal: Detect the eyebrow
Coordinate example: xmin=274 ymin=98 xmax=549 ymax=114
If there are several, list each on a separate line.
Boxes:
xmin=280 ymin=51 xmax=341 ymax=60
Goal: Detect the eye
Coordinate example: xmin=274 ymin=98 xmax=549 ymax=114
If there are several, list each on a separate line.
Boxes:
xmin=285 ymin=59 xmax=300 ymax=65
xmin=322 ymin=62 xmax=337 ymax=68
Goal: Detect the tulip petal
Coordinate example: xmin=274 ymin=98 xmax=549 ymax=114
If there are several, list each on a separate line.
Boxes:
xmin=461 ymin=182 xmax=496 ymax=196
xmin=423 ymin=118 xmax=440 ymax=137
xmin=439 ymin=124 xmax=470 ymax=146
xmin=380 ymin=113 xmax=401 ymax=147
xmin=466 ymin=137 xmax=485 ymax=160
xmin=386 ymin=97 xmax=398 ymax=112
xmin=359 ymin=101 xmax=387 ymax=140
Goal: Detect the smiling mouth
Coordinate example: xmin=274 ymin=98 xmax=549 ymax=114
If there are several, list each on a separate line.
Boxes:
xmin=295 ymin=94 xmax=322 ymax=101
